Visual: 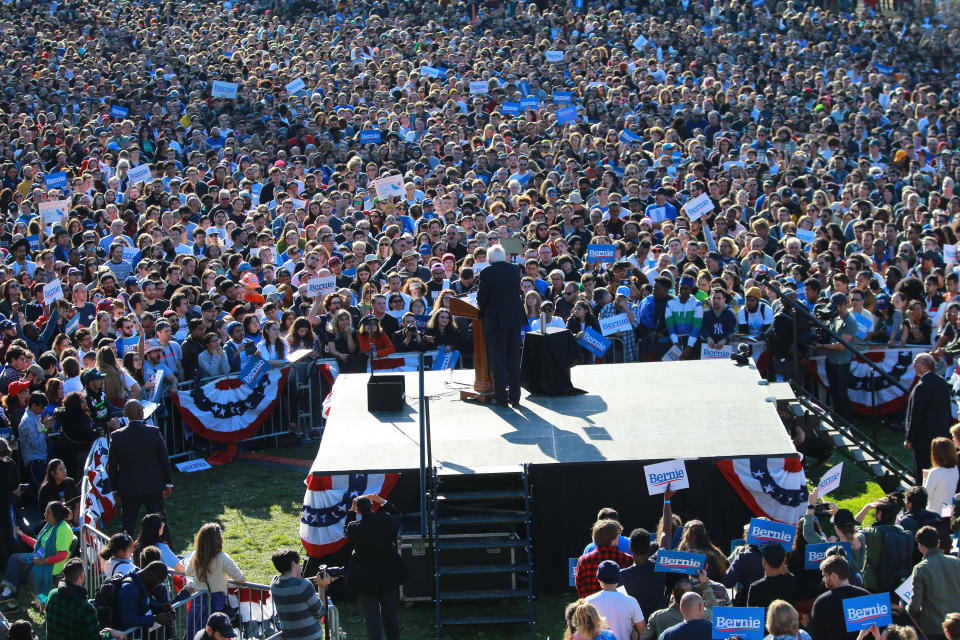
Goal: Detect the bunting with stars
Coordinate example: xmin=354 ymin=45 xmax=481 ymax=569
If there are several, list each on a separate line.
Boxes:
xmin=716 ymin=457 xmax=808 ymax=524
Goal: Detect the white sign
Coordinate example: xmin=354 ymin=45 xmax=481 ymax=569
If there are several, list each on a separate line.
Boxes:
xmin=126 ymin=163 xmax=152 ymax=185
xmin=647 ymin=206 xmax=667 ymax=223
xmin=121 ymin=246 xmax=139 ymax=261
xmin=599 ymin=312 xmax=631 ymax=336
xmin=286 ymin=348 xmax=313 ymax=363
xmin=284 ymin=77 xmax=306 ymax=94
xmin=42 ymin=278 xmax=63 ymax=305
xmin=700 ymin=344 xmax=733 ymax=359
xmin=150 ymin=369 xmax=165 ymax=402
xmin=211 ymin=80 xmax=239 ymax=99
xmin=796 ymin=228 xmax=816 ymax=245
xmin=895 ymin=576 xmax=913 ymax=604
xmin=39 ymin=199 xmax=69 ymax=227
xmin=469 ymin=80 xmax=489 ymax=94
xmin=683 ymin=193 xmax=714 ymax=221
xmin=945 ymin=244 xmax=957 ymax=264
xmin=662 ymin=345 xmax=682 ymax=361
xmin=307 ymin=275 xmax=337 ymax=298
xmin=817 ymin=462 xmax=843 ymax=496
xmin=372 ymin=174 xmax=405 ymax=200
xmin=633 ymin=34 xmax=649 ymax=49
xmin=643 ymin=459 xmax=690 ymax=495
xmin=545 ymin=50 xmax=564 ymax=62
xmin=175 ymin=459 xmax=213 ymax=473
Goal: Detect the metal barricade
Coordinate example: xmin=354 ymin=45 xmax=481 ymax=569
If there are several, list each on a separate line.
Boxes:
xmin=117 ymin=590 xmax=206 ymax=640
xmin=79 ymin=522 xmax=110 ymax=594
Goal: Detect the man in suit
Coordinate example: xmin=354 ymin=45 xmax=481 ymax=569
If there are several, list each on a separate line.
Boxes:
xmin=107 ymin=400 xmax=173 ymax=536
xmin=344 ymin=494 xmax=407 ymax=640
xmin=476 ymin=244 xmax=526 ymax=406
xmin=905 ymin=352 xmax=953 ymax=484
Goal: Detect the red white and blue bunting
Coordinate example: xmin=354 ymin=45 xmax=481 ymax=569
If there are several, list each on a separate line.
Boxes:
xmin=717 ymin=456 xmax=808 ymax=524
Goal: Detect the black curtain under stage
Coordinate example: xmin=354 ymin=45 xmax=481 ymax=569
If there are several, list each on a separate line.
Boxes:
xmin=315 ymin=459 xmax=755 ymax=594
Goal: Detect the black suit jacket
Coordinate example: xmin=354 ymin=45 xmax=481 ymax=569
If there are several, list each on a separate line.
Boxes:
xmin=107 ymin=420 xmax=173 ymax=497
xmin=905 ymin=371 xmax=953 ymax=445
xmin=344 ymin=501 xmax=408 ymax=594
xmin=476 ymin=261 xmax=526 ymax=334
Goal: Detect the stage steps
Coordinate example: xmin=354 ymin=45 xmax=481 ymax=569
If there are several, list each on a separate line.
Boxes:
xmin=431 ymin=465 xmax=535 ymax=640
xmin=789 ymin=386 xmax=913 ymax=491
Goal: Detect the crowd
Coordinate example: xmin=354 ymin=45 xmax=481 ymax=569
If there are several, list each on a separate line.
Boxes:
xmin=0 ymin=0 xmax=949 ymax=635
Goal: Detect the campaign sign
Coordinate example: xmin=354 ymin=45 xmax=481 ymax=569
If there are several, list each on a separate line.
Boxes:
xmin=633 ymin=34 xmax=649 ymax=49
xmin=578 ymin=327 xmax=611 ymax=359
xmin=307 ymin=275 xmax=337 ymax=298
xmin=568 ymin=558 xmax=578 ymax=587
xmin=26 ymin=235 xmax=39 ymax=250
xmin=39 ymin=199 xmax=69 ymax=226
xmin=284 ymin=77 xmax=306 ymax=94
xmin=110 ymin=104 xmax=129 ymax=118
xmin=116 ymin=335 xmax=140 ymax=357
xmin=545 ymin=50 xmax=564 ymax=62
xmin=432 ymin=349 xmax=460 ymax=370
xmin=175 ymin=459 xmax=213 ymax=473
xmin=414 ymin=314 xmax=431 ymax=329
xmin=126 ymin=163 xmax=152 ymax=185
xmin=359 ymin=130 xmax=382 ymax=144
xmin=239 ymin=356 xmax=270 ymax=390
xmin=42 ymin=278 xmax=64 ymax=305
xmin=647 ymin=206 xmax=667 ymax=223
xmin=556 ymin=105 xmax=578 ymax=125
xmin=655 ymin=550 xmax=706 ymax=574
xmin=501 ymin=102 xmax=521 ymax=116
xmin=121 ymin=246 xmax=140 ymax=261
xmin=804 ymin=542 xmax=852 ymax=570
xmin=419 ymin=65 xmax=444 ymax=79
xmin=895 ymin=576 xmax=913 ymax=604
xmin=619 ymin=129 xmax=642 ymax=144
xmin=796 ymin=228 xmax=816 ymax=245
xmin=712 ymin=607 xmax=764 ymax=640
xmin=662 ymin=345 xmax=682 ymax=361
xmin=553 ymin=91 xmax=573 ymax=104
xmin=211 ymin=80 xmax=239 ymax=99
xmin=746 ymin=518 xmax=796 ymax=551
xmin=587 ymin=244 xmax=615 ymax=263
xmin=944 ymin=244 xmax=957 ymax=263
xmin=469 ymin=80 xmax=489 ymax=94
xmin=852 ymin=313 xmax=872 ymax=340
xmin=372 ymin=174 xmax=404 ymax=200
xmin=520 ymin=97 xmax=539 ymax=111
xmin=599 ymin=312 xmax=631 ymax=336
xmin=44 ymin=172 xmax=68 ymax=190
xmin=150 ymin=370 xmax=165 ymax=403
xmin=843 ymin=593 xmax=892 ymax=632
xmin=817 ymin=462 xmax=843 ymax=496
xmin=643 ymin=459 xmax=689 ymax=495
xmin=683 ymin=193 xmax=715 ymax=221
xmin=700 ymin=344 xmax=734 ymax=359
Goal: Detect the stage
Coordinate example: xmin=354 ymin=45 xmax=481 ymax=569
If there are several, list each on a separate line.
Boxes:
xmin=310 ymin=360 xmax=798 ymax=476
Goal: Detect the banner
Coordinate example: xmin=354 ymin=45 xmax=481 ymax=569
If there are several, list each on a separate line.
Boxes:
xmin=44 ymin=172 xmax=68 ymax=190
xmin=811 ymin=347 xmax=922 ymax=415
xmin=432 ymin=349 xmax=460 ymax=370
xmin=79 ymin=436 xmax=118 ymax=528
xmin=171 ymin=367 xmax=290 ymax=443
xmin=126 ymin=163 xmax=152 ymax=185
xmin=284 ymin=77 xmax=306 ymax=94
xmin=716 ymin=457 xmax=808 ymax=524
xmin=211 ymin=80 xmax=239 ymax=98
xmin=359 ymin=130 xmax=382 ymax=144
xmin=556 ymin=105 xmax=578 ymax=125
xmin=655 ymin=550 xmax=706 ymax=574
xmin=683 ymin=193 xmax=714 ymax=221
xmin=643 ymin=459 xmax=689 ymax=495
xmin=805 ymin=542 xmax=852 ymax=570
xmin=587 ymin=244 xmax=615 ymax=263
xmin=307 ymin=276 xmax=337 ymax=298
xmin=238 ymin=356 xmax=270 ymax=389
xmin=700 ymin=344 xmax=733 ymax=359
xmin=39 ymin=199 xmax=69 ymax=227
xmin=817 ymin=462 xmax=843 ymax=496
xmin=712 ymin=607 xmax=764 ymax=640
xmin=843 ymin=593 xmax=892 ymax=632
xmin=301 ymin=472 xmax=400 ymax=556
xmin=578 ymin=327 xmax=611 ymax=359
xmin=372 ymin=174 xmax=404 ymax=199
xmin=42 ymin=278 xmax=64 ymax=305
xmin=746 ymin=517 xmax=796 ymax=551
xmin=599 ymin=313 xmax=631 ymax=336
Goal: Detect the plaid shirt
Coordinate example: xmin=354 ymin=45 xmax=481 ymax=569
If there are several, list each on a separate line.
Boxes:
xmin=575 ymin=545 xmax=633 ymax=599
xmin=598 ymin=301 xmax=641 ymax=362
xmin=45 ymin=582 xmax=103 ymax=640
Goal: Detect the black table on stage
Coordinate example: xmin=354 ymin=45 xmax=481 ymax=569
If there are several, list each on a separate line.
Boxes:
xmin=520 ymin=326 xmax=586 ymax=396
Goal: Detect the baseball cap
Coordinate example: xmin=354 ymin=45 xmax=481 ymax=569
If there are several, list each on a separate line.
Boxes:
xmin=80 ymin=369 xmax=106 ymax=385
xmin=237 ymin=262 xmax=253 ymax=274
xmin=874 ymin=293 xmax=891 ymax=311
xmin=745 ymin=287 xmax=762 ymax=300
xmin=596 ymin=560 xmax=620 ymax=584
xmin=200 ymin=301 xmax=216 ymax=312
xmin=205 ymin=612 xmax=236 ymax=638
xmin=616 ymin=286 xmax=631 ymax=297
xmin=7 ymin=380 xmax=29 ymax=396
xmin=143 ymin=338 xmax=163 ymax=354
xmin=328 ymin=256 xmax=342 ymax=267
xmin=829 ymin=292 xmax=848 ymax=309
xmin=431 ymin=263 xmax=444 ymax=272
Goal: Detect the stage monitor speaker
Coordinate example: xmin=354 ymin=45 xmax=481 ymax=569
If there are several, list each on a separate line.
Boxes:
xmin=367 ymin=374 xmax=405 ymax=412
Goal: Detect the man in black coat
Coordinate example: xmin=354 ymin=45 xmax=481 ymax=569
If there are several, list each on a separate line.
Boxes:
xmin=476 ymin=244 xmax=526 ymax=406
xmin=905 ymin=353 xmax=953 ymax=484
xmin=344 ymin=494 xmax=407 ymax=640
xmin=107 ymin=400 xmax=174 ymax=536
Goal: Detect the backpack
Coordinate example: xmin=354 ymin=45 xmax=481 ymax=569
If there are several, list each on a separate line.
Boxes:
xmin=93 ymin=573 xmax=134 ymax=629
xmin=873 ymin=525 xmax=913 ymax=591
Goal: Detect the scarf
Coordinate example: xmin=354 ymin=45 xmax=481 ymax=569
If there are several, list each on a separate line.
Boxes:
xmin=31 ymin=520 xmax=65 ymax=597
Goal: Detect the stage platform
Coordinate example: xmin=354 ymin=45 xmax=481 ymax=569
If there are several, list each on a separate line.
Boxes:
xmin=310 ymin=360 xmax=798 ymax=476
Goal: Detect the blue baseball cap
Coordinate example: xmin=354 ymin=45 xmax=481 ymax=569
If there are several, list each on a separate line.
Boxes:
xmin=237 ymin=262 xmax=253 ymax=274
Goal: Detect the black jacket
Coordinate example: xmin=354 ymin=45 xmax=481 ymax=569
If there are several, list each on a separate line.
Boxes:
xmin=344 ymin=501 xmax=408 ymax=595
xmin=905 ymin=371 xmax=953 ymax=445
xmin=476 ymin=261 xmax=526 ymax=334
xmin=107 ymin=420 xmax=173 ymax=497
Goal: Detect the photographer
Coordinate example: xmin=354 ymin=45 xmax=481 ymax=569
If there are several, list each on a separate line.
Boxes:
xmin=344 ymin=494 xmax=408 ymax=640
xmin=811 ymin=293 xmax=857 ymax=420
xmin=269 ymin=549 xmax=335 ymax=640
xmin=393 ymin=313 xmax=426 ymax=352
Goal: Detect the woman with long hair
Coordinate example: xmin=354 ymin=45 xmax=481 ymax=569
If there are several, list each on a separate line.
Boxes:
xmin=95 ymin=345 xmax=141 ymax=414
xmin=925 ymin=437 xmax=959 ymax=513
xmin=327 ymin=309 xmax=363 ymax=373
xmin=258 ymin=321 xmax=287 ymax=365
xmin=0 ymin=501 xmax=74 ymax=604
xmin=678 ymin=519 xmax=729 ymax=580
xmin=286 ymin=317 xmax=319 ymax=355
xmin=121 ymin=350 xmax=146 ymax=387
xmin=764 ymin=599 xmax=811 ymax=640
xmin=52 ymin=392 xmax=97 ymax=481
xmin=184 ymin=523 xmax=245 ymax=637
xmin=425 ymin=308 xmax=462 ymax=353
xmin=562 ymin=599 xmax=615 ymax=640
xmin=37 ymin=459 xmax=79 ymax=526
xmin=134 ymin=513 xmax=183 ymax=572
xmin=357 ymin=316 xmax=402 ymax=371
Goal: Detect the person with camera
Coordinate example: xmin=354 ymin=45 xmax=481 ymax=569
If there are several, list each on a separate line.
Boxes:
xmin=269 ymin=549 xmax=336 ymax=640
xmin=812 ymin=292 xmax=857 ymax=420
xmin=344 ymin=493 xmax=407 ymax=640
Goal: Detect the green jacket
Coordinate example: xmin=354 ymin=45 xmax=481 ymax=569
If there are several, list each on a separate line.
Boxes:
xmin=640 ymin=582 xmax=715 ymax=640
xmin=45 ymin=581 xmax=104 ymax=640
xmin=907 ymin=549 xmax=960 ymax=636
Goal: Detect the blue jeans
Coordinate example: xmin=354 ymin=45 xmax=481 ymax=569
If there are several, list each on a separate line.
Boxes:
xmin=2 ymin=553 xmax=34 ymax=593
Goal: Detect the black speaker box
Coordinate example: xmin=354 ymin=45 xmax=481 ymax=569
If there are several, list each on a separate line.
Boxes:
xmin=367 ymin=374 xmax=405 ymax=412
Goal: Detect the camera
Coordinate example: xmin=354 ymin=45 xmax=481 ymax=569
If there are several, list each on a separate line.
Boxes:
xmin=317 ymin=565 xmax=345 ymax=578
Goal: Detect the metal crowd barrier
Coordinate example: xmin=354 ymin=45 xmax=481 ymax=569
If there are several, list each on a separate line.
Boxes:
xmin=79 ymin=522 xmax=111 ymax=594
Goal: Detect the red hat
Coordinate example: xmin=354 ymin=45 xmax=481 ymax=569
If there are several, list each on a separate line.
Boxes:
xmin=7 ymin=380 xmax=29 ymax=396
xmin=441 ymin=253 xmax=456 ymax=263
xmin=96 ymin=299 xmax=114 ymax=312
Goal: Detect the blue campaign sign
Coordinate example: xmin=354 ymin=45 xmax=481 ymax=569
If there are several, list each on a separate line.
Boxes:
xmin=805 ymin=542 xmax=852 ymax=570
xmin=619 ymin=129 xmax=642 ymax=144
xmin=568 ymin=558 xmax=578 ymax=587
xmin=556 ymin=105 xmax=578 ymax=125
xmin=110 ymin=104 xmax=129 ymax=118
xmin=578 ymin=327 xmax=611 ymax=359
xmin=116 ymin=335 xmax=140 ymax=357
xmin=359 ymin=130 xmax=382 ymax=144
xmin=26 ymin=235 xmax=39 ymax=250
xmin=655 ymin=550 xmax=706 ymax=574
xmin=520 ymin=97 xmax=539 ymax=111
xmin=45 ymin=171 xmax=68 ymax=190
xmin=712 ymin=607 xmax=765 ymax=640
xmin=501 ymin=102 xmax=521 ymax=116
xmin=518 ymin=80 xmax=531 ymax=96
xmin=432 ymin=349 xmax=460 ymax=371
xmin=587 ymin=244 xmax=615 ymax=263
xmin=843 ymin=593 xmax=892 ymax=632
xmin=238 ymin=355 xmax=270 ymax=389
xmin=414 ymin=314 xmax=431 ymax=329
xmin=553 ymin=91 xmax=573 ymax=104
xmin=746 ymin=518 xmax=796 ymax=551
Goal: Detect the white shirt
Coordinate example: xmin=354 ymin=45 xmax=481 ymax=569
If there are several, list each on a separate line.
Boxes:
xmin=924 ymin=465 xmax=959 ymax=514
xmin=529 ymin=316 xmax=566 ymax=332
xmin=585 ymin=589 xmax=644 ymax=640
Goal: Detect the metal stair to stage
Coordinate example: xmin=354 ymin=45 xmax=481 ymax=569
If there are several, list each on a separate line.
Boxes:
xmin=430 ymin=465 xmax=535 ymax=640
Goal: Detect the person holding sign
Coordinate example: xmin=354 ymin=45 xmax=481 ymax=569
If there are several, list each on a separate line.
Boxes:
xmin=598 ymin=286 xmax=640 ymax=362
xmin=665 ymin=277 xmax=703 ymax=360
xmin=808 ymin=555 xmax=869 ymax=640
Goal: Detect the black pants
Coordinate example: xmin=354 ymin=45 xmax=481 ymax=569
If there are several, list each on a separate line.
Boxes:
xmin=485 ymin=328 xmax=521 ymax=404
xmin=913 ymin=439 xmax=933 ymax=486
xmin=358 ymin=588 xmax=400 ymax=640
xmin=825 ymin=361 xmax=853 ymax=420
xmin=120 ymin=492 xmax=165 ymax=536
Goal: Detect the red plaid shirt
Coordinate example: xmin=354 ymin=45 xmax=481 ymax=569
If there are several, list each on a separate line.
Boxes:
xmin=575 ymin=545 xmax=634 ymax=598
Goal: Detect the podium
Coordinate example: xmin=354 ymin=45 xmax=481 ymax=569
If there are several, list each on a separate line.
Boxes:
xmin=449 ymin=296 xmax=494 ymax=402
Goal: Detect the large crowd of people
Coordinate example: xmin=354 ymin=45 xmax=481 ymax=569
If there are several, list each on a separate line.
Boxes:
xmin=0 ymin=0 xmax=951 ymax=635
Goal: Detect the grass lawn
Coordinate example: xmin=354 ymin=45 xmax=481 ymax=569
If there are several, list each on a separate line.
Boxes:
xmin=17 ymin=417 xmax=913 ymax=639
